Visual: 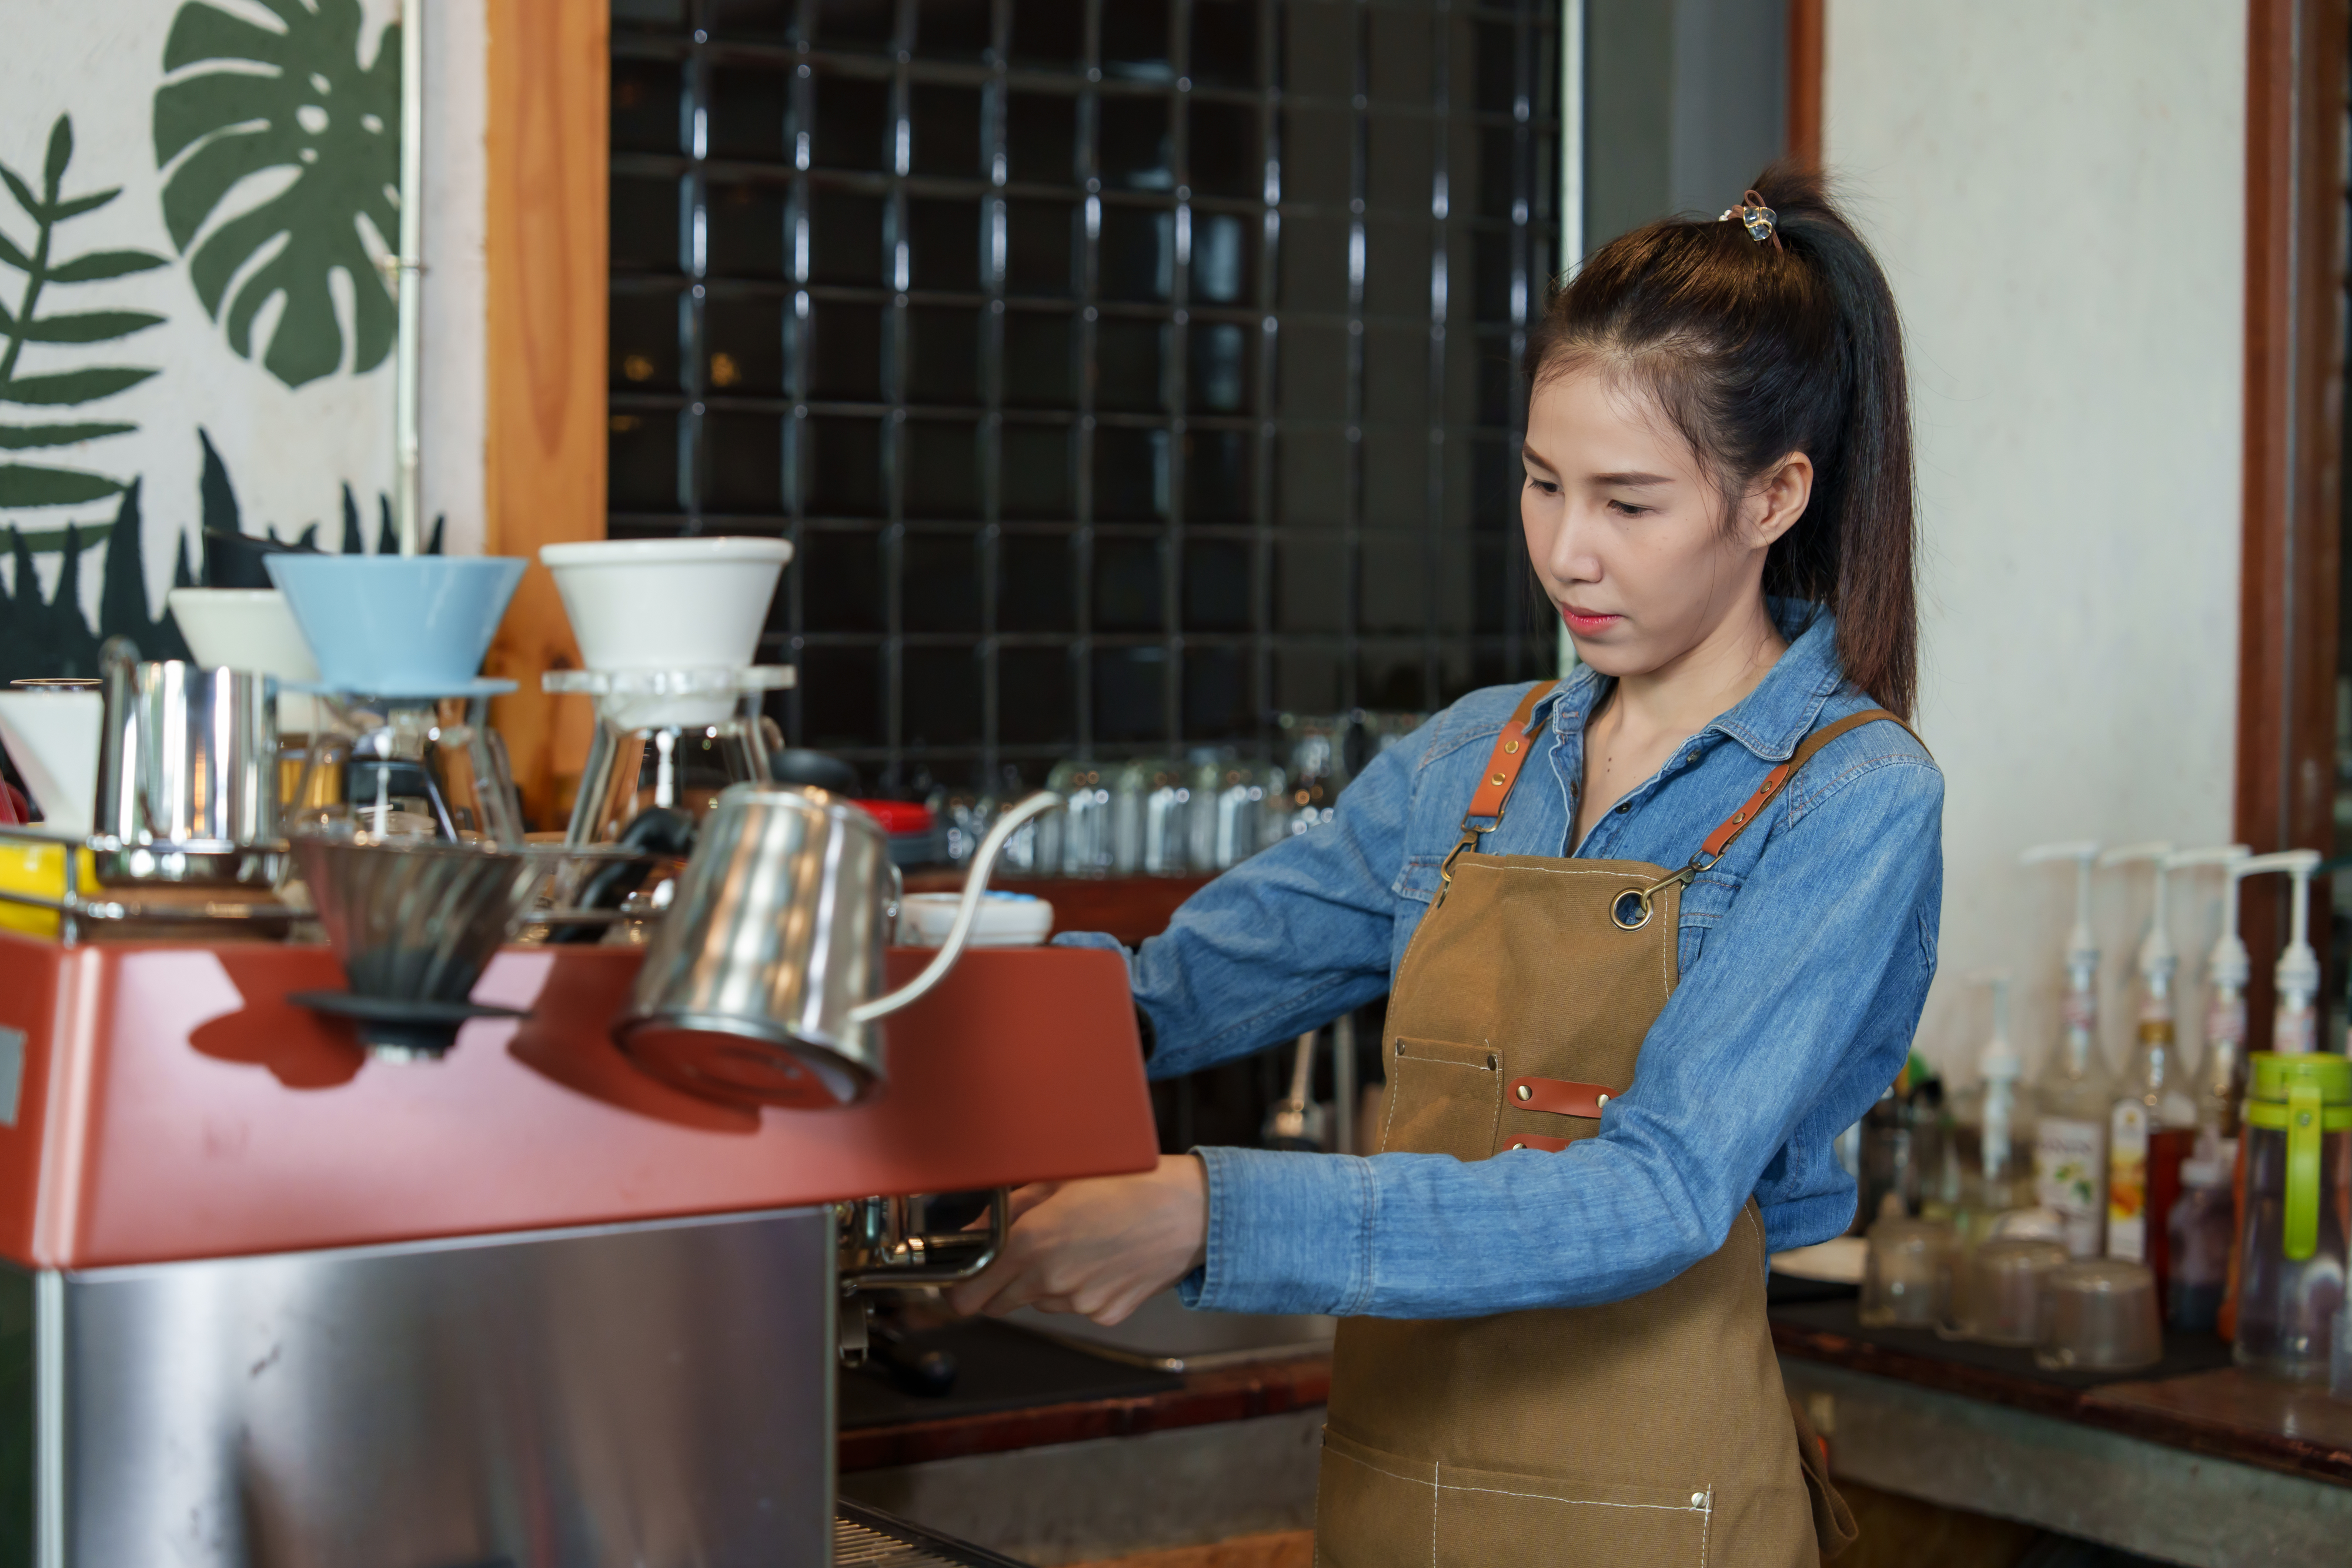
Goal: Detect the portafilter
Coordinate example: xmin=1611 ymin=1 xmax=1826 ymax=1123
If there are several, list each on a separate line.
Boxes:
xmin=615 ymin=785 xmax=1060 ymax=1108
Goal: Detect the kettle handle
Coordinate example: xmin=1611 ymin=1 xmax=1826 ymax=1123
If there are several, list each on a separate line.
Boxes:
xmin=846 ymin=790 xmax=1062 ymax=1025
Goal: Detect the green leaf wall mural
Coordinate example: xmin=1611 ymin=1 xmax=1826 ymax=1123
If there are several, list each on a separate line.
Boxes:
xmin=0 ymin=115 xmax=168 ymax=513
xmin=154 ymin=0 xmax=402 ymax=389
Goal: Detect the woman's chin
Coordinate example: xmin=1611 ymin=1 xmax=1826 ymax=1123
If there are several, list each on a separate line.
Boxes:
xmin=1566 ymin=638 xmax=1652 ymax=679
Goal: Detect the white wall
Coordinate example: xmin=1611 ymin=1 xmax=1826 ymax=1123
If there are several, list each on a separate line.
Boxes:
xmin=1824 ymin=3 xmax=2248 ymax=1087
xmin=0 ymin=0 xmax=487 ymax=631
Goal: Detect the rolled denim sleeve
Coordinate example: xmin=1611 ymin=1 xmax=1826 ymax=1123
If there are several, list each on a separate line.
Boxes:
xmin=1185 ymin=753 xmax=1943 ymax=1319
xmin=1112 ymin=738 xmax=1421 ymax=1081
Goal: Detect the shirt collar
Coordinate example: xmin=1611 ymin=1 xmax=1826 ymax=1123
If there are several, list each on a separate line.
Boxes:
xmin=1532 ymin=599 xmax=1845 ymax=763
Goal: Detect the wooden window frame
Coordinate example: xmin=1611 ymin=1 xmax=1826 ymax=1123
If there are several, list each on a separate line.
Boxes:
xmin=2239 ymin=0 xmax=2348 ymax=1037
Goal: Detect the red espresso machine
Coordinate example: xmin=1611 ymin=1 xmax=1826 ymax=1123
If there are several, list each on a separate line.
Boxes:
xmin=0 ymin=914 xmax=1155 ymax=1563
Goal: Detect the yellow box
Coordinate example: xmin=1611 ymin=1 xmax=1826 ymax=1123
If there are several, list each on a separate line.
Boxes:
xmin=0 ymin=842 xmax=100 ymax=940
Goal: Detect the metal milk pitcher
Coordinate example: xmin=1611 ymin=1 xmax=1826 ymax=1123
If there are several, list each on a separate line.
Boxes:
xmin=93 ymin=637 xmax=283 ymax=887
xmin=616 ymin=785 xmax=1060 ymax=1107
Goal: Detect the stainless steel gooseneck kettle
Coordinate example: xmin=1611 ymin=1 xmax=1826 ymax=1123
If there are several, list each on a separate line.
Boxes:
xmin=615 ymin=785 xmax=1061 ymax=1107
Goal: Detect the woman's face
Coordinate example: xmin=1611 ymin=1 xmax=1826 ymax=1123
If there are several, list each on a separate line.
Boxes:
xmin=1519 ymin=366 xmax=1805 ymax=679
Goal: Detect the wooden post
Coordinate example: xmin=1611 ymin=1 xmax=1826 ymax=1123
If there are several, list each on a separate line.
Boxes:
xmin=2237 ymin=0 xmax=2347 ymax=1040
xmin=484 ymin=0 xmax=608 ymax=829
xmin=1786 ymin=0 xmax=1824 ymax=169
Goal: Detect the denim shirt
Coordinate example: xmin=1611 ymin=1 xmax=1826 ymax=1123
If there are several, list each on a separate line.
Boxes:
xmin=1061 ymin=602 xmax=1944 ymax=1319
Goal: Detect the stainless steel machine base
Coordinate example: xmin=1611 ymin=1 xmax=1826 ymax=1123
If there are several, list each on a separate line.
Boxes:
xmin=4 ymin=1208 xmax=835 ymax=1567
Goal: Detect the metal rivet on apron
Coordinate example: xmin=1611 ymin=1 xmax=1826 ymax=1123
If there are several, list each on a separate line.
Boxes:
xmin=1515 ymin=1084 xmax=1531 ymax=1102
xmin=1503 ymin=738 xmax=1519 ymax=754
xmin=1596 ymin=1092 xmax=1610 ymax=1110
xmin=1510 ymin=1141 xmax=1525 ymax=1150
xmin=1486 ymin=1054 xmax=1498 ymax=1070
xmin=1731 ymin=811 xmax=1747 ymax=825
xmin=1690 ymin=1492 xmax=1706 ymax=1509
xmin=1396 ymin=1040 xmax=1406 ymax=1057
xmin=1489 ymin=771 xmax=1507 ymax=786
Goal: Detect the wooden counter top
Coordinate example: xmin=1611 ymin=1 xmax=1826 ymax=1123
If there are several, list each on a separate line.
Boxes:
xmin=838 ymin=1352 xmax=1330 ymax=1473
xmin=1771 ymin=1313 xmax=2352 ymax=1489
xmin=841 ymin=1314 xmax=2352 ymax=1495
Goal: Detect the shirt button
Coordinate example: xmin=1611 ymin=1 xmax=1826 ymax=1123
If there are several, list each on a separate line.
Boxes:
xmin=1614 ymin=802 xmax=1632 ymax=814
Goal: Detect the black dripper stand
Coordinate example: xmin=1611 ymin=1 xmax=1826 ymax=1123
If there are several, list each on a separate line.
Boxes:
xmin=287 ymin=828 xmax=550 ymax=1061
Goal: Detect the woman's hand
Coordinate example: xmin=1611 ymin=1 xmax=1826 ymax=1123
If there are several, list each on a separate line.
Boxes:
xmin=947 ymin=1155 xmax=1208 ymax=1326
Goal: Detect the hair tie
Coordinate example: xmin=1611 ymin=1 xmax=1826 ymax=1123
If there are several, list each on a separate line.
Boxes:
xmin=1718 ymin=189 xmax=1781 ymax=250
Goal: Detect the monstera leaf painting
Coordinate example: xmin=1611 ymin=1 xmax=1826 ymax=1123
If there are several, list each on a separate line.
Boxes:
xmin=0 ymin=116 xmax=168 ymax=516
xmin=154 ymin=0 xmax=401 ymax=388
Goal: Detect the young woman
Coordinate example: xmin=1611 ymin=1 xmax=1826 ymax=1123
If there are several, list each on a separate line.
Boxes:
xmin=950 ymin=165 xmax=1942 ymax=1567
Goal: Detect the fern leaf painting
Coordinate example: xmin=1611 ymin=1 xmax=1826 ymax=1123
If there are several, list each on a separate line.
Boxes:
xmin=153 ymin=0 xmax=401 ymax=389
xmin=0 ymin=116 xmax=168 ymax=511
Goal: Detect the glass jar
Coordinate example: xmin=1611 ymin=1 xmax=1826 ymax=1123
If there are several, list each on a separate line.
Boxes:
xmin=2233 ymin=1054 xmax=2350 ymax=1380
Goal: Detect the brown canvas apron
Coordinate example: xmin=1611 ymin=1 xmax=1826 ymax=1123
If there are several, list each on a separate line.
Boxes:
xmin=1315 ymin=683 xmax=1895 ymax=1568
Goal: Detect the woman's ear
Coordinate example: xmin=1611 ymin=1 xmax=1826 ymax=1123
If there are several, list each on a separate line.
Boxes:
xmin=1744 ymin=452 xmax=1813 ymax=549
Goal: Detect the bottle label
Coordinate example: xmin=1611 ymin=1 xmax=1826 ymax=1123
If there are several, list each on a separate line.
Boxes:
xmin=2035 ymin=1116 xmax=2104 ymax=1259
xmin=2062 ymin=989 xmax=2096 ymax=1035
xmin=2107 ymin=1102 xmax=2150 ymax=1262
xmin=2205 ymin=994 xmax=2246 ymax=1049
xmin=2276 ymin=1002 xmax=2316 ymax=1055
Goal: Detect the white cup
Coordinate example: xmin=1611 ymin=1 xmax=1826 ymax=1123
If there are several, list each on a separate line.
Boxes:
xmin=0 ymin=690 xmax=104 ymax=835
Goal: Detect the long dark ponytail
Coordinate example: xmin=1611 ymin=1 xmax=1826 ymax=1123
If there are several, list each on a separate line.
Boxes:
xmin=1524 ymin=161 xmax=1917 ymax=718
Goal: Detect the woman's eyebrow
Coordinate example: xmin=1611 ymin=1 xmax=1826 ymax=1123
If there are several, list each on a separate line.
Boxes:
xmin=1590 ymin=470 xmax=1673 ymax=486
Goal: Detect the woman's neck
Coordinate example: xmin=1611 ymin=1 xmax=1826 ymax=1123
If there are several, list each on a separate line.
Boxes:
xmin=1595 ymin=594 xmax=1789 ymax=752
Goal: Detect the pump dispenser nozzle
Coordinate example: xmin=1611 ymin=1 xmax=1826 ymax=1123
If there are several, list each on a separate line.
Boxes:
xmin=2022 ymin=840 xmax=2101 ymax=987
xmin=2166 ymin=844 xmax=2254 ymax=989
xmin=1969 ymin=969 xmax=2018 ymax=1079
xmin=2098 ymin=842 xmax=2178 ymax=1011
xmin=2234 ymin=850 xmax=2324 ymax=1055
xmin=2167 ymin=845 xmax=2253 ymax=1132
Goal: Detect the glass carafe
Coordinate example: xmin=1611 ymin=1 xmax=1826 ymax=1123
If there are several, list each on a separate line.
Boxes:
xmin=2233 ymin=1054 xmax=2352 ymax=1380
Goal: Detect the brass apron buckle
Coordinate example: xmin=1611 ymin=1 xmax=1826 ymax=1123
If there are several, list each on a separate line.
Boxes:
xmin=1610 ymin=851 xmax=1716 ymax=931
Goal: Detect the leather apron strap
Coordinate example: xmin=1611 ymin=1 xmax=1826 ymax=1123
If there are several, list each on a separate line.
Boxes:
xmin=1441 ymin=687 xmax=1920 ymax=923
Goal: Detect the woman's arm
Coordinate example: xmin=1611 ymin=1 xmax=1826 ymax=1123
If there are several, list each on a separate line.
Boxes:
xmin=1064 ymin=730 xmax=1422 ymax=1080
xmin=1185 ymin=750 xmax=1943 ymax=1318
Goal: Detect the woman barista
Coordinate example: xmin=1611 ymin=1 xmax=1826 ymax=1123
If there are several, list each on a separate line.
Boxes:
xmin=951 ymin=165 xmax=1941 ymax=1566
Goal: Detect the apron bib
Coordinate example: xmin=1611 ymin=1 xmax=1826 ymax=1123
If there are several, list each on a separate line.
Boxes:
xmin=1314 ymin=684 xmax=1897 ymax=1568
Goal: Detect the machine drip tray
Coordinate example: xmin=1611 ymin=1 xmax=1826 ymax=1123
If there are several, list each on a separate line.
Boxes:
xmin=838 ymin=1498 xmax=1033 ymax=1566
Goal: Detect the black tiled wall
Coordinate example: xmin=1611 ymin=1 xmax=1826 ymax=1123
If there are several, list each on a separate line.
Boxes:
xmin=610 ymin=0 xmax=1561 ymax=788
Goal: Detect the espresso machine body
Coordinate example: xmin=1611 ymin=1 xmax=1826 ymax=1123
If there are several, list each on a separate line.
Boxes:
xmin=0 ymin=937 xmax=1156 ymax=1567
xmin=16 ymin=1209 xmax=832 ymax=1566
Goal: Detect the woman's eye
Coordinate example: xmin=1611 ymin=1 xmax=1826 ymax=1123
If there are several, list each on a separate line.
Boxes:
xmin=1606 ymin=499 xmax=1651 ymax=517
xmin=1525 ymin=474 xmax=1560 ymax=496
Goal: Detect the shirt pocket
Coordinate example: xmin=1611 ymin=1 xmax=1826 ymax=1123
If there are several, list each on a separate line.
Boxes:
xmin=1391 ymin=854 xmax=1446 ymax=907
xmin=1378 ymin=1037 xmax=1503 ymax=1161
xmin=1675 ymin=868 xmax=1744 ymax=974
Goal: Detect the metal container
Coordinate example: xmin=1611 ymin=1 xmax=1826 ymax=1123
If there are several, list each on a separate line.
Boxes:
xmin=93 ymin=637 xmax=282 ymax=887
xmin=617 ymin=785 xmax=1058 ymax=1107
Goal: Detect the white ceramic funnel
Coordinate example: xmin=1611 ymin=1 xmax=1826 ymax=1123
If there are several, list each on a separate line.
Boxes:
xmin=168 ymin=587 xmax=325 ymax=732
xmin=543 ymin=537 xmax=793 ymax=728
xmin=0 ymin=689 xmax=103 ymax=835
xmin=542 ymin=537 xmax=792 ymax=672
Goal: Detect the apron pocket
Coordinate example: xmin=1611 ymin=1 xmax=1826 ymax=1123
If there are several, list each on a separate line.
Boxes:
xmin=1378 ymin=1038 xmax=1503 ymax=1161
xmin=1317 ymin=1427 xmax=1716 ymax=1568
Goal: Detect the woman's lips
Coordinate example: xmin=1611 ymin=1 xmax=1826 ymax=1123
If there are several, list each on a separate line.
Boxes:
xmin=1560 ymin=607 xmax=1623 ymax=636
